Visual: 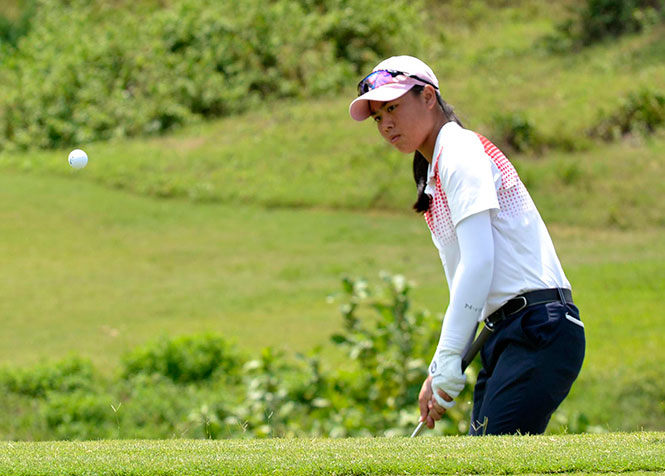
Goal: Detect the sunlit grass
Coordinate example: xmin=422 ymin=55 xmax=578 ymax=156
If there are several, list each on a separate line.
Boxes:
xmin=1 ymin=433 xmax=664 ymax=475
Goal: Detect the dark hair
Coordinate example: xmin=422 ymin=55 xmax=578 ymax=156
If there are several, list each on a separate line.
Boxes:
xmin=411 ymin=86 xmax=463 ymax=213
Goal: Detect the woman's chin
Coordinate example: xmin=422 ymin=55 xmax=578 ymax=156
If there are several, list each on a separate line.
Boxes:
xmin=392 ymin=143 xmax=416 ymax=154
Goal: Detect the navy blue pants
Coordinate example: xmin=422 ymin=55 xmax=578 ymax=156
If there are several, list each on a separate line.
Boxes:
xmin=469 ymin=300 xmax=585 ymax=435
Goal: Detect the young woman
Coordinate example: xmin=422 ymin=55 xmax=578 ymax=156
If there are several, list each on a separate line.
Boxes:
xmin=349 ymin=56 xmax=585 ymax=435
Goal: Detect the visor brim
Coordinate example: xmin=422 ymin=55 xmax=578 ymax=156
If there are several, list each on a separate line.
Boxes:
xmin=348 ymin=82 xmax=417 ymax=121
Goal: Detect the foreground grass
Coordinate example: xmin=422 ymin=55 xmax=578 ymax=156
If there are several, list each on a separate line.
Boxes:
xmin=1 ymin=433 xmax=664 ymax=475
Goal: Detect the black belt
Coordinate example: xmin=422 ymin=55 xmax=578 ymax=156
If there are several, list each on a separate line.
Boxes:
xmin=486 ymin=288 xmax=573 ymax=329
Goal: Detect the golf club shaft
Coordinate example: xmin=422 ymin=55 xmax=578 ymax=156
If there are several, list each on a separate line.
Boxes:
xmin=410 ymin=324 xmax=493 ymax=438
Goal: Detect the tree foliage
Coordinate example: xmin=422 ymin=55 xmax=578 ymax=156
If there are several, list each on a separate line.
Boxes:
xmin=0 ymin=0 xmax=424 ymax=150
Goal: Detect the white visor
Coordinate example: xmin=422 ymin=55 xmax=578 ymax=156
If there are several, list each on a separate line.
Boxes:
xmin=349 ymin=79 xmax=420 ymax=122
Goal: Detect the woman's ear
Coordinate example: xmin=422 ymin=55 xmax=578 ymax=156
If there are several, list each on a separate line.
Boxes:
xmin=423 ymin=85 xmax=438 ymax=110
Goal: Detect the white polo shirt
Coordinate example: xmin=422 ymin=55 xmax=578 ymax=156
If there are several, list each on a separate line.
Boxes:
xmin=424 ymin=122 xmax=570 ymax=318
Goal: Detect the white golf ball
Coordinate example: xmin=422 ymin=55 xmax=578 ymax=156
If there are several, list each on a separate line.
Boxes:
xmin=68 ymin=149 xmax=88 ymax=169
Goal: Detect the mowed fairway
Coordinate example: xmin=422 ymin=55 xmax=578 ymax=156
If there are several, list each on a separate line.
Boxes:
xmin=1 ymin=432 xmax=664 ymax=475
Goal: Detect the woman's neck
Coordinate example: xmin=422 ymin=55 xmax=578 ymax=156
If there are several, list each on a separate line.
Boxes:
xmin=419 ymin=113 xmax=449 ymax=163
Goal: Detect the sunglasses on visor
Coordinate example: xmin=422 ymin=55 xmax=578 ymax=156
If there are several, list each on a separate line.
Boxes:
xmin=357 ymin=70 xmax=438 ymax=96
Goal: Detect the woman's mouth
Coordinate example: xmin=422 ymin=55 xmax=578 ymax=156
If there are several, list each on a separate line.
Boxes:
xmin=390 ymin=134 xmax=401 ymax=144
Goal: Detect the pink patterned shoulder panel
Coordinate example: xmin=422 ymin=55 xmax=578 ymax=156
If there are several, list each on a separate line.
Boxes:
xmin=424 ymin=133 xmax=534 ymax=246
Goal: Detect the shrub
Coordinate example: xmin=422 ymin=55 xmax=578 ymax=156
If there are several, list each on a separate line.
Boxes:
xmin=117 ymin=373 xmax=211 ymax=439
xmin=0 ymin=356 xmax=95 ymax=398
xmin=121 ymin=334 xmax=245 ymax=384
xmin=0 ymin=0 xmax=424 ymax=150
xmin=228 ymin=347 xmax=308 ymax=438
xmin=327 ymin=273 xmax=477 ymax=436
xmin=0 ymin=0 xmax=36 ymax=49
xmin=491 ymin=112 xmax=545 ymax=154
xmin=0 ymin=274 xmax=481 ymax=439
xmin=41 ymin=390 xmax=115 ymax=440
xmin=588 ymin=88 xmax=665 ymax=141
xmin=544 ymin=0 xmax=665 ymax=51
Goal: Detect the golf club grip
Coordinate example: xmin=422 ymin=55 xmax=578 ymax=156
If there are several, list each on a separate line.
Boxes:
xmin=410 ymin=325 xmax=493 ymax=438
xmin=461 ymin=325 xmax=492 ymax=371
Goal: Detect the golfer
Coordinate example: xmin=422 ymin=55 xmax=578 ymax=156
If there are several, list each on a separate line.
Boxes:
xmin=349 ymin=56 xmax=585 ymax=435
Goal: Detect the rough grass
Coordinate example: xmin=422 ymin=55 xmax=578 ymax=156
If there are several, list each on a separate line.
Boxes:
xmin=2 ymin=98 xmax=664 ymax=228
xmin=1 ymin=433 xmax=664 ymax=475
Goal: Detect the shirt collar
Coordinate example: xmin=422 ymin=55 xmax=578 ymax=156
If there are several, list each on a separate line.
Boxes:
xmin=427 ymin=121 xmax=460 ymax=184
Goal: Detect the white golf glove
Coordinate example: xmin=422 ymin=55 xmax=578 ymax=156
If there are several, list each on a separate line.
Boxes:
xmin=429 ymin=349 xmax=466 ymax=409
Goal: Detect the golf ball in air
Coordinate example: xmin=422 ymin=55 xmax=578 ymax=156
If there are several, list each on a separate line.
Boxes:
xmin=68 ymin=149 xmax=88 ymax=169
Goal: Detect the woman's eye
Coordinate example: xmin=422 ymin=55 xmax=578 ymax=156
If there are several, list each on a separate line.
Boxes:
xmin=387 ymin=105 xmax=396 ymax=112
xmin=373 ymin=115 xmax=382 ymax=123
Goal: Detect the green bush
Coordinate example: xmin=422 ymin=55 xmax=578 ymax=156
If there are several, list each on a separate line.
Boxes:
xmin=491 ymin=111 xmax=545 ymax=154
xmin=41 ymin=390 xmax=116 ymax=440
xmin=0 ymin=0 xmax=36 ymax=49
xmin=117 ymin=373 xmax=211 ymax=439
xmin=0 ymin=0 xmax=424 ymax=150
xmin=326 ymin=273 xmax=476 ymax=436
xmin=121 ymin=334 xmax=245 ymax=384
xmin=545 ymin=0 xmax=665 ymax=51
xmin=229 ymin=347 xmax=308 ymax=438
xmin=0 ymin=356 xmax=95 ymax=398
xmin=589 ymin=88 xmax=665 ymax=141
xmin=490 ymin=112 xmax=588 ymax=154
xmin=0 ymin=274 xmax=480 ymax=440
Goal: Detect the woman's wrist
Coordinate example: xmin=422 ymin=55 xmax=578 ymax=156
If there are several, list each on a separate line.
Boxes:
xmin=429 ymin=348 xmax=466 ymax=408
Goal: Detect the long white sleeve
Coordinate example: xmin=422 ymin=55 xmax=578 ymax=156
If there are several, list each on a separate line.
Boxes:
xmin=437 ymin=209 xmax=494 ymax=353
xmin=428 ymin=210 xmax=494 ymax=408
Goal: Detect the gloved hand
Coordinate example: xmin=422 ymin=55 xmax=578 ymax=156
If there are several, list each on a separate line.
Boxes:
xmin=429 ymin=349 xmax=466 ymax=409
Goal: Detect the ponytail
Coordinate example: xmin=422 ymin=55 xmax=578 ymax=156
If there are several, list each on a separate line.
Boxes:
xmin=411 ymin=88 xmax=464 ymax=213
xmin=412 ymin=151 xmax=430 ymax=212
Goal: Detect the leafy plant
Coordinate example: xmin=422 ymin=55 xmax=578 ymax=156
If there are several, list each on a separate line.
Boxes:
xmin=0 ymin=356 xmax=95 ymax=398
xmin=41 ymin=390 xmax=115 ymax=440
xmin=0 ymin=0 xmax=36 ymax=49
xmin=228 ymin=347 xmax=305 ymax=438
xmin=329 ymin=273 xmax=477 ymax=436
xmin=588 ymin=88 xmax=665 ymax=141
xmin=0 ymin=0 xmax=424 ymax=150
xmin=121 ymin=334 xmax=245 ymax=384
xmin=543 ymin=0 xmax=665 ymax=52
xmin=491 ymin=112 xmax=545 ymax=154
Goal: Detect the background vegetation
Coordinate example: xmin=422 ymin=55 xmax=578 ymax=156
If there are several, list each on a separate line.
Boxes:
xmin=0 ymin=0 xmax=664 ymax=441
xmin=0 ymin=0 xmax=423 ymax=149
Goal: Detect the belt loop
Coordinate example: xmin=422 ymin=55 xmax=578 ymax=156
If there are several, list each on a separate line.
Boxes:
xmin=556 ymin=287 xmax=567 ymax=305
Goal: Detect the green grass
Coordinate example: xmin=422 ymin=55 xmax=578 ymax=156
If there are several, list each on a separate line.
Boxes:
xmin=0 ymin=171 xmax=448 ymax=370
xmin=1 ymin=433 xmax=664 ymax=475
